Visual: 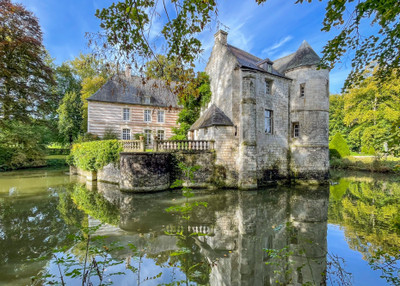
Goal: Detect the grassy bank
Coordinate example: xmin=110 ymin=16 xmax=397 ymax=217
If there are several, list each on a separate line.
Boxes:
xmin=330 ymin=156 xmax=400 ymax=173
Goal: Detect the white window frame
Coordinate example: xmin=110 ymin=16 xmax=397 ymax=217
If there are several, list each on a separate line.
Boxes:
xmin=144 ymin=129 xmax=152 ymax=145
xmin=157 ymin=110 xmax=165 ymax=123
xmin=123 ymin=108 xmax=130 ymax=121
xmin=156 ymin=129 xmax=165 ymax=140
xmin=122 ymin=128 xmax=131 ymax=140
xmin=144 ymin=109 xmax=152 ymax=122
xmin=264 ymin=109 xmax=273 ymax=134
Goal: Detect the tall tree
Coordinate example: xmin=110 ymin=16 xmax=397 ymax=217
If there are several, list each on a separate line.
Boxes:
xmin=57 ymin=91 xmax=83 ymax=144
xmin=343 ymin=69 xmax=400 ymax=152
xmin=0 ymin=0 xmax=54 ymax=124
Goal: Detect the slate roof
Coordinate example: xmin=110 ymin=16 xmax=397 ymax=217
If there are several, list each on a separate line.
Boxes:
xmin=190 ymin=104 xmax=234 ymax=130
xmin=87 ymin=75 xmax=180 ymax=108
xmin=227 ymin=44 xmax=287 ymax=78
xmin=273 ymin=41 xmax=321 ymax=74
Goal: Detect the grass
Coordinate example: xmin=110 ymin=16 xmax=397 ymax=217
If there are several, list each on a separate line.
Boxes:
xmin=330 ymin=155 xmax=400 ymax=173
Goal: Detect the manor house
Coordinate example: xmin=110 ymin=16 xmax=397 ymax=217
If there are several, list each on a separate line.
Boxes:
xmin=190 ymin=30 xmax=329 ymax=188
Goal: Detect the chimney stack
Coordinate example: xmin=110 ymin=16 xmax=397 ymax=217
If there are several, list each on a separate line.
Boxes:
xmin=214 ymin=30 xmax=228 ymax=45
xmin=125 ymin=64 xmax=132 ymax=78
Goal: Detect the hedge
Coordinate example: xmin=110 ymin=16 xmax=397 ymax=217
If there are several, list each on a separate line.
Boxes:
xmin=329 ymin=133 xmax=350 ymax=159
xmin=67 ymin=140 xmax=123 ymax=171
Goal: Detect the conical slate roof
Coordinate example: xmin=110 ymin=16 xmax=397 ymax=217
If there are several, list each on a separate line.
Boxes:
xmin=190 ymin=104 xmax=234 ymax=131
xmin=273 ymin=41 xmax=321 ymax=74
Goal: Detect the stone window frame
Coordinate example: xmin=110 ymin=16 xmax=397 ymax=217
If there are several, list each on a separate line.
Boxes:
xmin=157 ymin=110 xmax=165 ymax=123
xmin=265 ymin=79 xmax=273 ymax=95
xmin=264 ymin=109 xmax=273 ymax=134
xmin=292 ymin=122 xmax=300 ymax=138
xmin=122 ymin=128 xmax=131 ymax=140
xmin=300 ymin=83 xmax=305 ymax=97
xmin=144 ymin=109 xmax=152 ymax=122
xmin=122 ymin=107 xmax=130 ymax=121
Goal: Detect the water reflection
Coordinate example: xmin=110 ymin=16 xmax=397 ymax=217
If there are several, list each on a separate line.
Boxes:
xmin=72 ymin=182 xmax=330 ymax=285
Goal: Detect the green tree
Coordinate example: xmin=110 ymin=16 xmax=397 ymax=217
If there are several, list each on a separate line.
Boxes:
xmin=329 ymin=132 xmax=350 ymax=158
xmin=0 ymin=0 xmax=54 ymax=124
xmin=57 ymin=91 xmax=83 ymax=144
xmin=145 ymin=54 xmax=188 ymax=82
xmin=329 ymin=94 xmax=349 ymax=143
xmin=344 ymin=69 xmax=400 ymax=153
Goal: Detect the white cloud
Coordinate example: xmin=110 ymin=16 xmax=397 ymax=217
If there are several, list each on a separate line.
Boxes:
xmin=262 ymin=36 xmax=293 ymax=56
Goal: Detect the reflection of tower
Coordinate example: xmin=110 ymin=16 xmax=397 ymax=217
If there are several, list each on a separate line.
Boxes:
xmin=207 ymin=186 xmax=329 ymax=286
xmin=288 ymin=187 xmax=329 ymax=285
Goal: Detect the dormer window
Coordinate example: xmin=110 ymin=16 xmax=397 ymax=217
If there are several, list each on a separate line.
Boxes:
xmin=267 ymin=64 xmax=272 ymax=73
xmin=144 ymin=96 xmax=151 ymax=104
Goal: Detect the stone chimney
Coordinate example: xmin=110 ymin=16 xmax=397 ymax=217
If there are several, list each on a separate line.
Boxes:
xmin=214 ymin=30 xmax=228 ymax=45
xmin=125 ymin=64 xmax=132 ymax=78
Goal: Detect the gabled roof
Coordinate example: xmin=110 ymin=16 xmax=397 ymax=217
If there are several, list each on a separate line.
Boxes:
xmin=273 ymin=41 xmax=321 ymax=74
xmin=87 ymin=75 xmax=180 ymax=108
xmin=227 ymin=44 xmax=287 ymax=78
xmin=190 ymin=104 xmax=234 ymax=131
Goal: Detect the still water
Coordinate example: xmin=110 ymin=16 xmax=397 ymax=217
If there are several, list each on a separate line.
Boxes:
xmin=0 ymin=168 xmax=399 ymax=285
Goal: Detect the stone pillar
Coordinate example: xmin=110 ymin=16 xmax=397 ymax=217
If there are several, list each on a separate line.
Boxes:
xmin=238 ymin=75 xmax=258 ymax=189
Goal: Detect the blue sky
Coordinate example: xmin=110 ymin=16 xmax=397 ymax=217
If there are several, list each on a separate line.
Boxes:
xmin=18 ymin=0 xmax=358 ymax=93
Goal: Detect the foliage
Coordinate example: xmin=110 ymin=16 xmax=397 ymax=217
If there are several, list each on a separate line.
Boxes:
xmin=145 ymin=54 xmax=188 ymax=82
xmin=171 ymin=72 xmax=211 ymax=139
xmin=0 ymin=120 xmax=48 ymax=171
xmin=68 ymin=140 xmax=122 ymax=171
xmin=329 ymin=94 xmax=349 ymax=143
xmin=0 ymin=0 xmax=54 ymax=125
xmin=102 ymin=127 xmax=119 ymax=140
xmin=328 ymin=177 xmax=400 ymax=283
xmin=329 ymin=133 xmax=350 ymax=159
xmin=57 ymin=91 xmax=83 ymax=144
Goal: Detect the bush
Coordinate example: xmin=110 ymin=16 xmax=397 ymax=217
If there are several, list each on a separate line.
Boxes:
xmin=68 ymin=140 xmax=123 ymax=171
xmin=75 ymin=133 xmax=100 ymax=143
xmin=329 ymin=133 xmax=350 ymax=158
xmin=103 ymin=127 xmax=118 ymax=140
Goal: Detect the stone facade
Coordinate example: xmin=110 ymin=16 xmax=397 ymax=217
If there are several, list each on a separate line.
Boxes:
xmin=191 ymin=30 xmax=330 ymax=188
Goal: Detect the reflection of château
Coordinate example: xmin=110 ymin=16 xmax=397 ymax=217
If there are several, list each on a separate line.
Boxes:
xmin=81 ymin=181 xmax=329 ymax=285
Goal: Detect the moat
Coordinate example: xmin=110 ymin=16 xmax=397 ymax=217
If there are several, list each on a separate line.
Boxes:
xmin=0 ymin=168 xmax=399 ymax=285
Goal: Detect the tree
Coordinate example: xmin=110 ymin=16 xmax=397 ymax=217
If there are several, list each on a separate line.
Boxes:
xmin=145 ymin=54 xmax=188 ymax=82
xmin=329 ymin=94 xmax=349 ymax=142
xmin=57 ymin=91 xmax=83 ymax=144
xmin=329 ymin=132 xmax=351 ymax=158
xmin=95 ymin=0 xmax=399 ymax=89
xmin=0 ymin=0 xmax=54 ymax=124
xmin=343 ymin=68 xmax=400 ymax=153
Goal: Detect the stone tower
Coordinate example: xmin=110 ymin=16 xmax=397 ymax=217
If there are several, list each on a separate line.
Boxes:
xmin=274 ymin=41 xmax=330 ymax=179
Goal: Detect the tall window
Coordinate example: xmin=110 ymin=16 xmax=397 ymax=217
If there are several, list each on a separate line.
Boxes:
xmin=157 ymin=110 xmax=165 ymax=123
xmin=292 ymin=122 xmax=299 ymax=138
xmin=265 ymin=80 xmax=271 ymax=95
xmin=122 ymin=128 xmax=131 ymax=140
xmin=157 ymin=130 xmax=165 ymax=140
xmin=144 ymin=129 xmax=152 ymax=145
xmin=123 ymin=108 xmax=130 ymax=121
xmin=144 ymin=110 xmax=151 ymax=122
xmin=300 ymin=83 xmax=305 ymax=97
xmin=264 ymin=110 xmax=273 ymax=134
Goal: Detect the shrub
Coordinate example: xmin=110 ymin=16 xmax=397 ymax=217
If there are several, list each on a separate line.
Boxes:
xmin=68 ymin=140 xmax=123 ymax=171
xmin=329 ymin=133 xmax=350 ymax=158
xmin=103 ymin=127 xmax=118 ymax=140
xmin=75 ymin=133 xmax=100 ymax=143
